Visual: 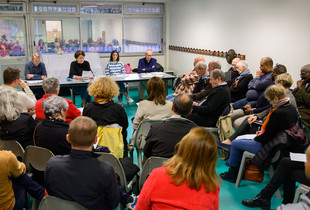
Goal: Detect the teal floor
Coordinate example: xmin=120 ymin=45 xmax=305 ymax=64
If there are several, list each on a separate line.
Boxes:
xmin=69 ymin=87 xmax=284 ymax=210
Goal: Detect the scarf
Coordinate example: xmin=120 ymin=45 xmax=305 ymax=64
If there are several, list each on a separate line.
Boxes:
xmin=95 ymin=98 xmax=111 ymax=103
xmin=230 ymin=69 xmax=250 ymax=88
xmin=260 ymin=97 xmax=290 ymax=135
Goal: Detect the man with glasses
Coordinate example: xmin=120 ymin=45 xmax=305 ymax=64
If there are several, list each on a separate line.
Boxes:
xmin=293 ymin=64 xmax=310 ymax=140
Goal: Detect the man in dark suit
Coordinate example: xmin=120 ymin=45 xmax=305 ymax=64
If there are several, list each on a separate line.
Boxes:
xmin=187 ymin=69 xmax=231 ymax=127
xmin=144 ymin=94 xmax=197 ymax=158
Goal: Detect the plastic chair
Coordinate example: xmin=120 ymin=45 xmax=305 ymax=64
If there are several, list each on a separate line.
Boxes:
xmin=139 ymin=157 xmax=168 ymax=190
xmin=0 ymin=140 xmax=25 ymax=161
xmin=96 ymin=153 xmax=137 ymax=193
xmin=24 ymin=146 xmax=54 ymax=172
xmin=133 ymin=120 xmax=163 ymax=172
xmin=235 ymin=150 xmax=281 ymax=199
xmin=293 ymin=184 xmax=310 ymax=203
xmin=38 ymin=196 xmax=88 ymax=210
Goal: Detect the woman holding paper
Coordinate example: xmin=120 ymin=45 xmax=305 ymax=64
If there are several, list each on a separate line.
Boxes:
xmin=220 ymin=84 xmax=298 ymax=183
xmin=68 ymin=50 xmax=93 ymax=107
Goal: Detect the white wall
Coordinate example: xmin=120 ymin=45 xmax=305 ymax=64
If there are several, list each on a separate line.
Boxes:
xmin=167 ymin=0 xmax=310 ymax=86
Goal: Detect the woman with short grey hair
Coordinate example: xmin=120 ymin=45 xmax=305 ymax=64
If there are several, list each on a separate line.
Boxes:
xmin=0 ymin=88 xmax=36 ymax=148
xmin=42 ymin=77 xmax=60 ymax=94
xmin=34 ymin=95 xmax=71 ymax=156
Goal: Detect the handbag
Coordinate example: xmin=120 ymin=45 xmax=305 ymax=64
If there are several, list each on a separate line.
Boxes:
xmin=243 ymin=159 xmax=264 ymax=182
xmin=124 ymin=63 xmax=132 ymax=74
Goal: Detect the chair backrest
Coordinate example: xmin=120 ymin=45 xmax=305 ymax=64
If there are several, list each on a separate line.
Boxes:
xmin=24 ymin=146 xmax=54 ymax=172
xmin=0 ymin=140 xmax=25 ymax=161
xmin=96 ymin=153 xmax=128 ymax=191
xmin=97 ymin=124 xmax=124 ymax=158
xmin=134 ymin=120 xmax=163 ymax=150
xmin=38 ymin=196 xmax=88 ymax=210
xmin=139 ymin=157 xmax=168 ymax=190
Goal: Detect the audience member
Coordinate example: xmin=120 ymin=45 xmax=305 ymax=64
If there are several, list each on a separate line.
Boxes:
xmin=0 ymin=67 xmax=36 ymax=113
xmin=293 ymin=64 xmax=310 ymax=141
xmin=167 ymin=56 xmax=205 ymax=100
xmin=242 ymin=148 xmax=310 ymax=209
xmin=34 ymin=95 xmax=71 ymax=155
xmin=0 ymin=140 xmax=45 ymax=210
xmin=222 ymin=72 xmax=297 ymax=146
xmin=83 ymin=77 xmax=129 ymax=156
xmin=275 ymin=145 xmax=310 ymax=210
xmin=24 ymin=53 xmax=47 ymax=80
xmin=0 ymin=89 xmax=36 ymax=149
xmin=187 ymin=69 xmax=231 ymax=127
xmin=144 ymin=94 xmax=197 ymax=158
xmin=230 ymin=60 xmax=253 ymax=102
xmin=136 ymin=127 xmax=220 ymax=210
xmin=45 ymin=116 xmax=120 ymax=210
xmin=190 ymin=60 xmax=221 ymax=101
xmin=226 ymin=57 xmax=241 ymax=87
xmin=137 ymin=49 xmax=157 ymax=100
xmin=35 ymin=77 xmax=81 ymax=123
xmin=105 ymin=50 xmax=134 ymax=104
xmin=68 ymin=50 xmax=93 ymax=107
xmin=220 ymin=85 xmax=298 ymax=183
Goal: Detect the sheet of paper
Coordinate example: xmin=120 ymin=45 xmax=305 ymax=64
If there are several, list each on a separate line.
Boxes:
xmin=82 ymin=70 xmax=93 ymax=78
xmin=26 ymin=80 xmax=43 ymax=84
xmin=290 ymin=152 xmax=307 ymax=162
xmin=235 ymin=134 xmax=257 ymax=140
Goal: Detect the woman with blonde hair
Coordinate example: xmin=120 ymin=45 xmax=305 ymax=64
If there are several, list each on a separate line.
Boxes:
xmin=136 ymin=127 xmax=220 ymax=210
xmin=82 ymin=77 xmax=128 ymax=156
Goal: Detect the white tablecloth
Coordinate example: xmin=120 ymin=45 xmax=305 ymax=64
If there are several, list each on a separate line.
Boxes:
xmin=41 ymin=53 xmax=103 ymax=79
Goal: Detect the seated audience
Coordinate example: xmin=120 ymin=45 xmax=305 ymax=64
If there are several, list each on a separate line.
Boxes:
xmin=0 ymin=67 xmax=36 ymax=112
xmin=82 ymin=77 xmax=129 ymax=156
xmin=144 ymin=94 xmax=197 ymax=159
xmin=45 ymin=116 xmax=120 ymax=210
xmin=35 ymin=77 xmax=81 ymax=123
xmin=34 ymin=95 xmax=71 ymax=155
xmin=68 ymin=50 xmax=94 ymax=107
xmin=242 ymin=153 xmax=310 ymax=209
xmin=137 ymin=49 xmax=157 ymax=100
xmin=220 ymin=85 xmax=298 ymax=183
xmin=167 ymin=56 xmax=205 ymax=100
xmin=0 ymin=89 xmax=36 ymax=149
xmin=190 ymin=60 xmax=221 ymax=101
xmin=293 ymin=64 xmax=310 ymax=141
xmin=187 ymin=69 xmax=231 ymax=127
xmin=132 ymin=76 xmax=172 ymax=130
xmin=24 ymin=53 xmax=47 ymax=80
xmin=230 ymin=60 xmax=253 ymax=102
xmin=105 ymin=50 xmax=134 ymax=104
xmin=222 ymin=72 xmax=296 ymax=146
xmin=136 ymin=127 xmax=220 ymax=210
xmin=0 ymin=141 xmax=45 ymax=210
xmin=226 ymin=57 xmax=241 ymax=87
xmin=231 ymin=61 xmax=287 ymax=129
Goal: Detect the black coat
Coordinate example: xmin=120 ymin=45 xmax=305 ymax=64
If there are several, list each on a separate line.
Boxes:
xmin=230 ymin=74 xmax=253 ymax=102
xmin=187 ymin=84 xmax=231 ymax=127
xmin=144 ymin=117 xmax=197 ymax=158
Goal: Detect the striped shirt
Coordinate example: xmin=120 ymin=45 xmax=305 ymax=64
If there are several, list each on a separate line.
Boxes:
xmin=105 ymin=61 xmax=125 ymax=76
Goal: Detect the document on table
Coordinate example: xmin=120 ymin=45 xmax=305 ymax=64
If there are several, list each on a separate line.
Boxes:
xmin=290 ymin=152 xmax=307 ymax=162
xmin=235 ymin=134 xmax=257 ymax=140
xmin=26 ymin=80 xmax=43 ymax=84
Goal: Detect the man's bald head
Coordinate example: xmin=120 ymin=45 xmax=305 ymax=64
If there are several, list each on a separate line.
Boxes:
xmin=232 ymin=58 xmax=241 ymax=71
xmin=172 ymin=94 xmax=193 ymax=116
xmin=193 ymin=56 xmax=206 ymax=67
xmin=208 ymin=60 xmax=222 ymax=72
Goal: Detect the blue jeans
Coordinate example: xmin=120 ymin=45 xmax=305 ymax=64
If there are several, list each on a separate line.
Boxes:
xmin=72 ymin=86 xmax=91 ymax=103
xmin=117 ymin=82 xmax=127 ymax=101
xmin=232 ymin=98 xmax=257 ymax=110
xmin=226 ymin=139 xmax=262 ymax=167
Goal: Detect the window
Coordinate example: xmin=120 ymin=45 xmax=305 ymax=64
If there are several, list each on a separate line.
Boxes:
xmin=33 ymin=4 xmax=77 ymax=13
xmin=0 ymin=3 xmax=23 ymax=12
xmin=124 ymin=18 xmax=162 ymax=53
xmin=81 ymin=3 xmax=122 ymax=14
xmin=0 ymin=18 xmax=25 ymax=57
xmin=34 ymin=18 xmax=80 ymax=54
xmin=125 ymin=5 xmax=162 ymax=14
xmin=81 ymin=18 xmax=122 ymax=53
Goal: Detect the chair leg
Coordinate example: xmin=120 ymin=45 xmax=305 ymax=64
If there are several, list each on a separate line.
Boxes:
xmin=137 ymin=150 xmax=143 ymax=173
xmin=235 ymin=156 xmax=248 ymax=187
xmin=70 ymin=88 xmax=76 ymax=105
